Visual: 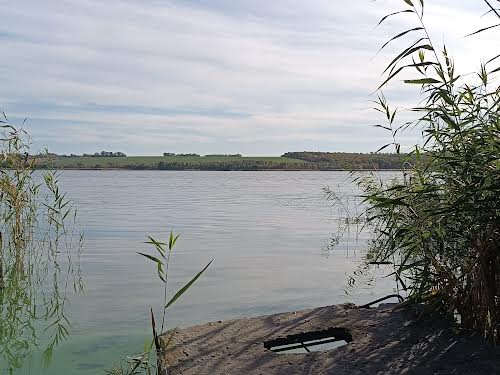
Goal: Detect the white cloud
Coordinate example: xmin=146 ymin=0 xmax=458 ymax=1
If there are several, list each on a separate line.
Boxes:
xmin=0 ymin=0 xmax=497 ymax=154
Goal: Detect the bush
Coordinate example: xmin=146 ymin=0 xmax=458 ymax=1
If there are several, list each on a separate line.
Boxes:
xmin=360 ymin=1 xmax=500 ymax=343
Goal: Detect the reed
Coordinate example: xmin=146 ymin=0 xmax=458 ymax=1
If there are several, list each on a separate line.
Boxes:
xmin=106 ymin=231 xmax=212 ymax=375
xmin=0 ymin=110 xmax=83 ymax=372
xmin=359 ymin=0 xmax=500 ymax=343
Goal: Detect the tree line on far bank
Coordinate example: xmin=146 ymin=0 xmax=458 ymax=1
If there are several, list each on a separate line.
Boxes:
xmin=32 ymin=151 xmax=410 ymax=170
xmin=282 ymin=151 xmax=411 ymax=170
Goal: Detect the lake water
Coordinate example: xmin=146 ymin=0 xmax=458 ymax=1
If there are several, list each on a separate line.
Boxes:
xmin=3 ymin=170 xmax=398 ymax=374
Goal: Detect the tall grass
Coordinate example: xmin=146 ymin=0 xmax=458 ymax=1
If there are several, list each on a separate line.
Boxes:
xmin=359 ymin=0 xmax=500 ymax=343
xmin=0 ymin=110 xmax=83 ymax=372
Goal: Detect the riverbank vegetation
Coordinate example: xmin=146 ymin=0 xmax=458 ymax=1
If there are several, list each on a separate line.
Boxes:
xmin=0 ymin=111 xmax=83 ymax=372
xmin=358 ymin=0 xmax=500 ymax=343
xmin=283 ymin=152 xmax=409 ymax=170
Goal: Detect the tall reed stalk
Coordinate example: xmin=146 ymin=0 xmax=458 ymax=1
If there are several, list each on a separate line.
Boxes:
xmin=106 ymin=232 xmax=212 ymax=375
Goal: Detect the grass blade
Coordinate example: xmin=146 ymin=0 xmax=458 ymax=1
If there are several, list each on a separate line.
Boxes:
xmin=165 ymin=260 xmax=213 ymax=309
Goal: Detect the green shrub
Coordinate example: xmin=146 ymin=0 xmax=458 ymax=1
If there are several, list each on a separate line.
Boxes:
xmin=360 ymin=0 xmax=500 ymax=343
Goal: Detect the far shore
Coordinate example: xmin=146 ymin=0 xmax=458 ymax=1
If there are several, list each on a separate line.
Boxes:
xmin=35 ymin=152 xmax=410 ymax=171
xmin=47 ymin=167 xmax=405 ymax=172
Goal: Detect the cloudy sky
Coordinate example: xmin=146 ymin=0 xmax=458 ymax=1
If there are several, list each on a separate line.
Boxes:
xmin=0 ymin=0 xmax=497 ymax=155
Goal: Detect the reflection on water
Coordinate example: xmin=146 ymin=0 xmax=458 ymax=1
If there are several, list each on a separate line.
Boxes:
xmin=0 ymin=172 xmax=83 ymax=374
xmin=2 ymin=170 xmax=399 ymax=374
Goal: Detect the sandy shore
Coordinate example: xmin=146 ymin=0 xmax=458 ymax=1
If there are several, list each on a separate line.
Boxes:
xmin=160 ymin=303 xmax=499 ymax=374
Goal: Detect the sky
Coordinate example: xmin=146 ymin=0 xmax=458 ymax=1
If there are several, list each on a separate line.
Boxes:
xmin=0 ymin=0 xmax=498 ymax=155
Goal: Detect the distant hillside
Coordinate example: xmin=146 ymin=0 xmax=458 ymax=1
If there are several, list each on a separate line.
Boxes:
xmin=35 ymin=152 xmax=411 ymax=170
xmin=37 ymin=155 xmax=310 ymax=170
xmin=282 ymin=152 xmax=408 ymax=170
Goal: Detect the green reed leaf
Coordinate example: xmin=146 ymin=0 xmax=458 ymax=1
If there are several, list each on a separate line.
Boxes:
xmin=404 ymin=78 xmax=441 ymax=84
xmin=165 ymin=260 xmax=213 ymax=309
xmin=378 ymin=27 xmax=424 ymax=53
xmin=376 ymin=9 xmax=415 ymax=27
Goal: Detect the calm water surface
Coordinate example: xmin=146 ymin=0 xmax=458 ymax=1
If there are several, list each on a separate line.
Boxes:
xmin=7 ymin=171 xmax=397 ymax=374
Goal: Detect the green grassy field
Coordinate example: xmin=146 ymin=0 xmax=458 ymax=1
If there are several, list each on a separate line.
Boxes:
xmin=40 ymin=155 xmax=310 ymax=170
xmin=36 ymin=152 xmax=407 ymax=170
